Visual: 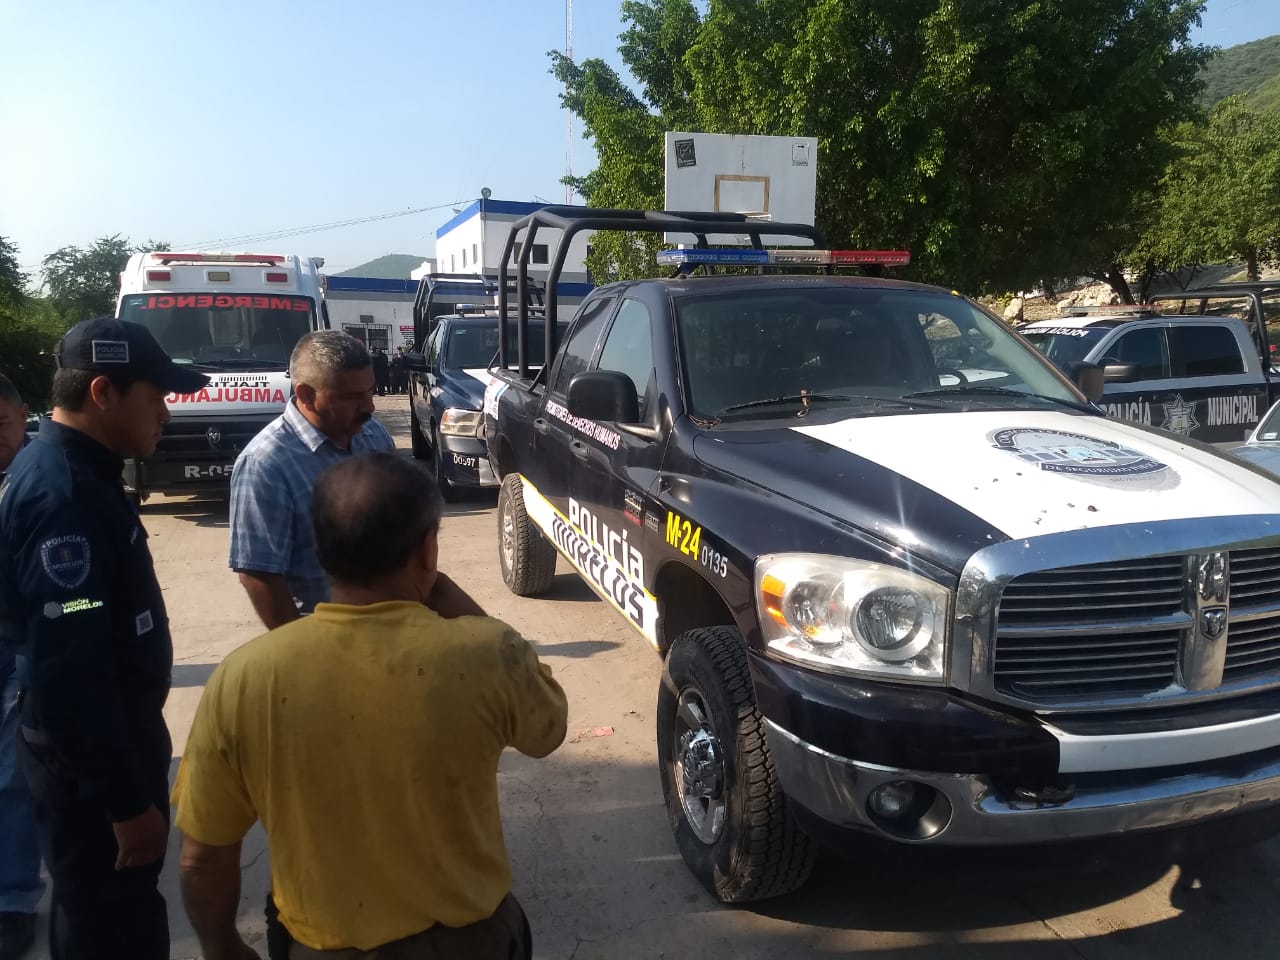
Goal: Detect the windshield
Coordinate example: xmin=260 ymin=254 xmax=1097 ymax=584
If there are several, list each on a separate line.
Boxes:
xmin=1021 ymin=326 xmax=1109 ymax=370
xmin=119 ymin=293 xmax=315 ymax=370
xmin=1255 ymin=402 xmax=1280 ymax=442
xmin=445 ymin=323 xmax=554 ymax=369
xmin=675 ymin=287 xmax=1080 ymax=420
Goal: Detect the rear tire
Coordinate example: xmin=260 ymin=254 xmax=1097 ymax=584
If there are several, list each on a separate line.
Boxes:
xmin=410 ymin=406 xmax=430 ymax=460
xmin=658 ymin=626 xmax=816 ymax=902
xmin=496 ymin=474 xmax=556 ymax=596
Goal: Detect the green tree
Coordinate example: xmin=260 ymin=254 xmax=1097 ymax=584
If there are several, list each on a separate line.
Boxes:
xmin=1144 ymin=98 xmax=1280 ymax=280
xmin=551 ymin=0 xmax=702 ymax=282
xmin=0 ymin=236 xmax=58 ymax=408
xmin=555 ymin=0 xmax=1211 ymax=295
xmin=41 ymin=234 xmax=136 ymax=324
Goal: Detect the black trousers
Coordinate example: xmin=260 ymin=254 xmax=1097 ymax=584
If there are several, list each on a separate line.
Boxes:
xmin=19 ymin=732 xmax=170 ymax=960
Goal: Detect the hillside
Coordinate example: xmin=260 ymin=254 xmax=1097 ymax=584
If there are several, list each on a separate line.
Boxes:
xmin=1200 ymin=33 xmax=1280 ymax=113
xmin=335 ymin=254 xmax=428 ymax=279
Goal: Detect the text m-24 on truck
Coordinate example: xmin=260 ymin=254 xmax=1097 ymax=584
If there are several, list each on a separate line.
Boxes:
xmin=484 ymin=207 xmax=1280 ymax=903
xmin=116 ymin=251 xmax=328 ymax=501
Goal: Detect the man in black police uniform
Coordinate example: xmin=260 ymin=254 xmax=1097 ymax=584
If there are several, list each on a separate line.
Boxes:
xmin=0 ymin=317 xmax=208 ymax=960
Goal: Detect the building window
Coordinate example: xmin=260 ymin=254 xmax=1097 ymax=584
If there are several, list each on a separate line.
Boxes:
xmin=531 ymin=243 xmax=549 ymax=265
xmin=359 ymin=313 xmax=374 ymax=324
xmin=473 ymin=243 xmax=479 ymax=264
xmin=462 ymin=249 xmax=467 ymax=268
xmin=450 ymin=255 xmax=455 ymax=272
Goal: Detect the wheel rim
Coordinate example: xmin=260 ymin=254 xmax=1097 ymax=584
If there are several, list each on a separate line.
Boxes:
xmin=500 ymin=495 xmax=516 ymax=573
xmin=674 ymin=687 xmax=726 ymax=845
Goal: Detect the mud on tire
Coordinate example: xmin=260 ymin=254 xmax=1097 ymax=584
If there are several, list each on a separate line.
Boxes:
xmin=657 ymin=626 xmax=816 ymax=902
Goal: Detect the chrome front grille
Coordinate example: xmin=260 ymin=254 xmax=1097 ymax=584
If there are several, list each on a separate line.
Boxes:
xmin=997 ymin=557 xmax=1184 ymax=629
xmin=993 ymin=630 xmax=1181 ymax=700
xmin=989 ymin=546 xmax=1280 ymax=708
xmin=1232 ymin=548 xmax=1280 ymax=610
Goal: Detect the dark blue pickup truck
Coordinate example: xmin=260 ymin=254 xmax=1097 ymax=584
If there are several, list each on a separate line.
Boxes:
xmin=483 ymin=207 xmax=1280 ymax=904
xmin=407 ymin=312 xmax=558 ymax=498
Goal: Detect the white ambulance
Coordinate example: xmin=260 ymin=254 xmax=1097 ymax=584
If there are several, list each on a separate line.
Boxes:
xmin=115 ymin=251 xmax=329 ymax=501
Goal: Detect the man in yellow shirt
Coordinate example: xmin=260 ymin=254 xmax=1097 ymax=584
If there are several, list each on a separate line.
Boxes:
xmin=171 ymin=452 xmax=568 ymax=959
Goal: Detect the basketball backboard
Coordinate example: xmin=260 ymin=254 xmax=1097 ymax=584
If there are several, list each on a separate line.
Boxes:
xmin=664 ymin=132 xmax=818 ymax=245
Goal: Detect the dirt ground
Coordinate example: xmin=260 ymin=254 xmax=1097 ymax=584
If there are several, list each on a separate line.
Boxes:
xmin=23 ymin=394 xmax=1280 ymax=959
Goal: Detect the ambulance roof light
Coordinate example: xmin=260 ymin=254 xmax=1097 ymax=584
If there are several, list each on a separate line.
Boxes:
xmin=152 ymin=252 xmax=287 ymax=266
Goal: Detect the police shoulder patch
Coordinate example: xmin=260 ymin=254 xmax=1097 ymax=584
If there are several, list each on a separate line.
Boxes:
xmin=39 ymin=535 xmax=91 ymax=590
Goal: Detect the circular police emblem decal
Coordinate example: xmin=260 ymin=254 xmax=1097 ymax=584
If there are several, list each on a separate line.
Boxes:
xmin=990 ymin=428 xmax=1168 ymax=477
xmin=39 ymin=535 xmax=91 ymax=590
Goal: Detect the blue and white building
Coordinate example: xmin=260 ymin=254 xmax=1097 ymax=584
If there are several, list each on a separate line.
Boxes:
xmin=323 ymin=276 xmax=419 ymax=353
xmin=431 ymin=198 xmax=593 ymax=320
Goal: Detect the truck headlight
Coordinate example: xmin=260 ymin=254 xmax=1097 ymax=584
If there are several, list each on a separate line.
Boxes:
xmin=439 ymin=408 xmax=484 ymax=438
xmin=755 ymin=554 xmax=950 ymax=682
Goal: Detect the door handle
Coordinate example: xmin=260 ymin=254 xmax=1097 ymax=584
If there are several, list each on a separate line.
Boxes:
xmin=570 ymin=439 xmax=589 ymax=459
xmin=534 ymin=417 xmax=549 ymax=435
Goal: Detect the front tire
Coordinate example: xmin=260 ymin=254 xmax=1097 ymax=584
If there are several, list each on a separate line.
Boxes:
xmin=496 ymin=474 xmax=556 ymax=596
xmin=433 ymin=427 xmax=461 ymax=502
xmin=658 ymin=626 xmax=816 ymax=903
xmin=410 ymin=405 xmax=430 ymax=460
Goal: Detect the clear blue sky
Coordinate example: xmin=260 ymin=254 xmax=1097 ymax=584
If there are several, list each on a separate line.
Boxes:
xmin=0 ymin=0 xmax=1274 ymax=276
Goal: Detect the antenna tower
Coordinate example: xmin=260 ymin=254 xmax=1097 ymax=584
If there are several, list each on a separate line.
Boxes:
xmin=565 ymin=0 xmax=574 ymax=204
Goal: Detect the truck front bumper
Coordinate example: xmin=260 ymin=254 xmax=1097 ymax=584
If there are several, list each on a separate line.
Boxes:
xmin=765 ymin=719 xmax=1280 ymax=845
xmin=438 ymin=435 xmax=499 ymax=488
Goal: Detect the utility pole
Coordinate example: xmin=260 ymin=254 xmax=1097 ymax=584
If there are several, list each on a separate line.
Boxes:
xmin=565 ymin=0 xmax=574 ymax=205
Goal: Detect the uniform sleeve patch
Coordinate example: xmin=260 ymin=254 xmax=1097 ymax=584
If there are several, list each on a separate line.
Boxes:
xmin=39 ymin=535 xmax=91 ymax=590
xmin=136 ymin=610 xmax=154 ymax=635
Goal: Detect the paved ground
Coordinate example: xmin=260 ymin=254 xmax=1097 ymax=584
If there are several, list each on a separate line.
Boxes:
xmin=24 ymin=394 xmax=1280 ymax=958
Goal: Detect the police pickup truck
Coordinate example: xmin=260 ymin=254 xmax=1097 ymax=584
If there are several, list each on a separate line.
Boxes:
xmin=405 ymin=274 xmax=555 ymax=498
xmin=484 ymin=207 xmax=1280 ymax=904
xmin=1022 ymin=295 xmax=1280 ymax=448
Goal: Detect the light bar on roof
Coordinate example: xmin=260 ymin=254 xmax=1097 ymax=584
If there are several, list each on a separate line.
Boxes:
xmin=656 ymin=247 xmax=911 ymax=268
xmin=657 ymin=248 xmax=772 ymax=266
xmin=1060 ymin=304 xmax=1158 ymax=317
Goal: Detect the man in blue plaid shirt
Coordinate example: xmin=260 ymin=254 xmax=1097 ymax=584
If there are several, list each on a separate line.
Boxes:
xmin=230 ymin=331 xmax=395 ymax=629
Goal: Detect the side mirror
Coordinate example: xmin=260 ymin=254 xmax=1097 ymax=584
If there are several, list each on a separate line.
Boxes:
xmin=403 ymin=352 xmax=428 ymax=373
xmin=567 ymin=371 xmax=640 ymax=423
xmin=1066 ymin=361 xmax=1104 ymax=403
xmin=1103 ymin=362 xmax=1139 ymax=385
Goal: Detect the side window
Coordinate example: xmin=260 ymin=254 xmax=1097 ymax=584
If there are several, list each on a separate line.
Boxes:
xmin=596 ymin=299 xmax=656 ymax=421
xmin=1107 ymin=328 xmax=1170 ymax=380
xmin=551 ymin=297 xmax=615 ymax=395
xmin=1172 ymin=325 xmax=1244 ymax=377
xmin=426 ymin=326 xmax=442 ymax=365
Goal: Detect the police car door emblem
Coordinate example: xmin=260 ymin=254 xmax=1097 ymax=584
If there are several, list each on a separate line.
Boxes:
xmin=207 ymin=427 xmax=222 ymax=448
xmin=989 ymin=428 xmax=1167 ymax=477
xmin=39 ymin=535 xmax=91 ymax=589
xmin=1161 ymin=394 xmax=1199 ymax=437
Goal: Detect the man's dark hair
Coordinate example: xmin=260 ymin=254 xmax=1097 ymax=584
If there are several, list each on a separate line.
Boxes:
xmin=51 ymin=368 xmax=139 ymax=412
xmin=0 ymin=373 xmax=22 ymax=408
xmin=312 ymin=452 xmax=444 ymax=586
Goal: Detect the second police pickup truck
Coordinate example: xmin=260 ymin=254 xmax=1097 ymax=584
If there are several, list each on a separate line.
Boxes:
xmin=484 ymin=208 xmax=1280 ymax=903
xmin=1021 ymin=300 xmax=1279 ymax=448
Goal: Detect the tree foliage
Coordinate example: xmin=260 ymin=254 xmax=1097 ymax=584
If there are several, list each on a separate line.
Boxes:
xmin=0 ymin=236 xmax=58 ymax=409
xmin=1141 ymin=97 xmax=1280 ymax=280
xmin=41 ymin=234 xmax=137 ymax=324
xmin=553 ymin=0 xmax=1211 ymax=294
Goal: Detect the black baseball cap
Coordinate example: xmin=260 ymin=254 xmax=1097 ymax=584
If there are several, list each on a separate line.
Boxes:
xmin=55 ymin=317 xmax=210 ymax=395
